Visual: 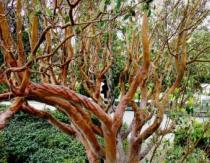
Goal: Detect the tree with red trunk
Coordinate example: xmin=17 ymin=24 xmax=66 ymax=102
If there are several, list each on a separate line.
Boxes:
xmin=0 ymin=0 xmax=209 ymax=162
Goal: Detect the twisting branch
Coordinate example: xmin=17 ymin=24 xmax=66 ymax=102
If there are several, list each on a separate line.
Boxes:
xmin=28 ymin=83 xmax=112 ymax=128
xmin=0 ymin=92 xmax=13 ymax=102
xmin=22 ymin=103 xmax=77 ymax=136
xmin=0 ymin=97 xmax=24 ymax=129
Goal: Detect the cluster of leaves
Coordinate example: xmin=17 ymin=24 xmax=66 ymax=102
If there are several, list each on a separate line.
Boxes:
xmin=166 ymin=146 xmax=208 ymax=163
xmin=175 ymin=120 xmax=210 ymax=150
xmin=99 ymin=0 xmax=126 ymax=13
xmin=0 ymin=84 xmax=8 ymax=93
xmin=0 ymin=133 xmax=8 ymax=163
xmin=187 ymin=28 xmax=210 ymax=83
xmin=0 ymin=107 xmax=86 ymax=163
xmin=165 ymin=116 xmax=210 ymax=162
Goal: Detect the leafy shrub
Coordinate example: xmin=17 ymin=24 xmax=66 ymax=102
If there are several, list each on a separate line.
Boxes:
xmin=174 ymin=120 xmax=210 ymax=154
xmin=166 ymin=146 xmax=209 ymax=163
xmin=0 ymin=110 xmax=86 ymax=163
xmin=165 ymin=119 xmax=210 ymax=162
xmin=0 ymin=133 xmax=8 ymax=163
xmin=0 ymin=83 xmax=8 ymax=93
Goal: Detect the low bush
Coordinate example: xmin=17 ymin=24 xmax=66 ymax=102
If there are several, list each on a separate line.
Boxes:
xmin=174 ymin=120 xmax=210 ymax=156
xmin=0 ymin=109 xmax=86 ymax=163
xmin=166 ymin=146 xmax=209 ymax=163
xmin=0 ymin=83 xmax=8 ymax=93
xmin=165 ymin=118 xmax=210 ymax=162
xmin=0 ymin=133 xmax=8 ymax=163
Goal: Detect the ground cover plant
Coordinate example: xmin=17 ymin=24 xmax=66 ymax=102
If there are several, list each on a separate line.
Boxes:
xmin=0 ymin=106 xmax=86 ymax=163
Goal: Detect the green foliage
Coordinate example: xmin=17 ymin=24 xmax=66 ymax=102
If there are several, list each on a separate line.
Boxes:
xmin=174 ymin=120 xmax=210 ymax=147
xmin=75 ymin=82 xmax=90 ymax=97
xmin=166 ymin=146 xmax=209 ymax=163
xmin=165 ymin=118 xmax=210 ymax=162
xmin=34 ymin=1 xmax=42 ymax=16
xmin=142 ymin=3 xmax=150 ymax=11
xmin=164 ymin=109 xmax=210 ymax=161
xmin=123 ymin=7 xmax=136 ymax=20
xmin=166 ymin=119 xmax=210 ymax=162
xmin=52 ymin=109 xmax=70 ymax=123
xmin=122 ymin=123 xmax=129 ymax=152
xmin=22 ymin=31 xmax=31 ymax=54
xmin=0 ymin=133 xmax=8 ymax=163
xmin=0 ymin=83 xmax=8 ymax=93
xmin=0 ymin=105 xmax=8 ymax=111
xmin=45 ymin=7 xmax=53 ymax=18
xmin=99 ymin=0 xmax=124 ymax=13
xmin=0 ymin=111 xmax=86 ymax=163
xmin=111 ymin=54 xmax=126 ymax=97
xmin=187 ymin=29 xmax=210 ymax=83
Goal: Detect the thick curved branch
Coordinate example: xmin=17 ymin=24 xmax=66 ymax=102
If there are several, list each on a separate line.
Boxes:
xmin=0 ymin=92 xmax=13 ymax=102
xmin=33 ymin=95 xmax=104 ymax=158
xmin=19 ymin=69 xmax=30 ymax=93
xmin=69 ymin=102 xmax=103 ymax=136
xmin=75 ymin=125 xmax=101 ymax=163
xmin=31 ymin=25 xmax=53 ymax=55
xmin=0 ymin=97 xmax=24 ymax=129
xmin=136 ymin=102 xmax=164 ymax=143
xmin=22 ymin=103 xmax=76 ymax=136
xmin=29 ymin=83 xmax=112 ymax=128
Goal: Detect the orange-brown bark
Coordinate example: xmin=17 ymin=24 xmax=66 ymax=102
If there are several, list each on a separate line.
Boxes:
xmin=0 ymin=2 xmax=17 ymax=67
xmin=31 ymin=0 xmax=39 ymax=51
xmin=22 ymin=103 xmax=76 ymax=136
xmin=0 ymin=97 xmax=24 ymax=129
xmin=16 ymin=0 xmax=25 ymax=66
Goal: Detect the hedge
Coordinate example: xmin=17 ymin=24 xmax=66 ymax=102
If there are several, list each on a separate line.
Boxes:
xmin=0 ymin=107 xmax=87 ymax=163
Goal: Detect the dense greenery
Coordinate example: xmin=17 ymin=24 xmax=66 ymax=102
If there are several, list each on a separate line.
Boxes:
xmin=166 ymin=146 xmax=209 ymax=163
xmin=174 ymin=119 xmax=210 ymax=156
xmin=165 ymin=117 xmax=210 ymax=162
xmin=187 ymin=29 xmax=210 ymax=83
xmin=0 ymin=107 xmax=86 ymax=163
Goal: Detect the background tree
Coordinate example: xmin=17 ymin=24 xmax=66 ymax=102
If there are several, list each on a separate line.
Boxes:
xmin=0 ymin=0 xmax=209 ymax=162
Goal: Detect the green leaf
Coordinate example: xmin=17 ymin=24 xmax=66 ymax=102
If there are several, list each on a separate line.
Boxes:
xmin=64 ymin=16 xmax=70 ymax=23
xmin=28 ymin=53 xmax=33 ymax=62
xmin=142 ymin=3 xmax=149 ymax=11
xmin=35 ymin=2 xmax=41 ymax=16
xmin=147 ymin=9 xmax=151 ymax=17
xmin=116 ymin=0 xmax=122 ymax=9
xmin=46 ymin=8 xmax=53 ymax=17
xmin=99 ymin=0 xmax=106 ymax=12
xmin=35 ymin=11 xmax=41 ymax=16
